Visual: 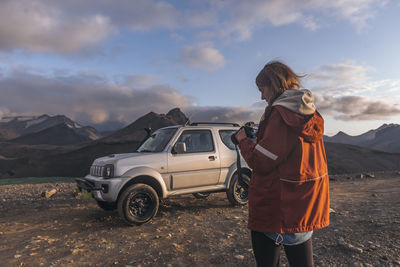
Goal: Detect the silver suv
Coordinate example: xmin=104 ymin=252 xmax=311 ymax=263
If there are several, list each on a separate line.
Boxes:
xmin=76 ymin=122 xmax=251 ymax=225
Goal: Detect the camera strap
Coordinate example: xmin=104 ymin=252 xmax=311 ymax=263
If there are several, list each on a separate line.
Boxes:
xmin=235 ymin=144 xmax=249 ymax=189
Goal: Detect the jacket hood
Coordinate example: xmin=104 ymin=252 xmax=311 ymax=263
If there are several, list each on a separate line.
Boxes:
xmin=272 ymin=89 xmax=316 ymax=115
xmin=272 ymin=90 xmax=324 ymax=142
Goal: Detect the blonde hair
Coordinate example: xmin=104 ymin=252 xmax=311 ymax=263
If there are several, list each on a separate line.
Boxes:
xmin=256 ymin=61 xmax=302 ymax=99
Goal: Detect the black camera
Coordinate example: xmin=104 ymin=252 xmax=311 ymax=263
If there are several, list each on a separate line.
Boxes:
xmin=230 ymin=121 xmax=257 ymax=189
xmin=231 ymin=121 xmax=258 ymax=145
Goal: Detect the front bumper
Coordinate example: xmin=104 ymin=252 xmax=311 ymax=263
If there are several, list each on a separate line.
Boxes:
xmin=75 ymin=175 xmax=125 ymax=202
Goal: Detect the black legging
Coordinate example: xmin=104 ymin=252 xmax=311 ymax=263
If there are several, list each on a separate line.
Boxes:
xmin=251 ymin=230 xmax=314 ymax=267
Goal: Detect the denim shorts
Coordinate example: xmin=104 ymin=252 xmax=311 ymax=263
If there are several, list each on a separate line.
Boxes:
xmin=264 ymin=231 xmax=313 ymax=246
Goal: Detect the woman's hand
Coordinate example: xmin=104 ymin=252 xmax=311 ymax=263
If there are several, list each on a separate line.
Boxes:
xmin=235 ymin=128 xmax=247 ymax=143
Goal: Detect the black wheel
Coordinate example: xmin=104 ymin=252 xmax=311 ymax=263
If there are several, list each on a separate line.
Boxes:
xmin=193 ymin=192 xmax=211 ymax=199
xmin=117 ymin=184 xmax=159 ymax=225
xmin=226 ymin=173 xmax=249 ymax=206
xmin=96 ymin=200 xmax=117 ymax=211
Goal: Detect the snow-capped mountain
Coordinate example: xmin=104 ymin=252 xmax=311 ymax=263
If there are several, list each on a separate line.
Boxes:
xmin=324 ymin=124 xmax=400 ymax=153
xmin=0 ymin=114 xmax=101 ymax=144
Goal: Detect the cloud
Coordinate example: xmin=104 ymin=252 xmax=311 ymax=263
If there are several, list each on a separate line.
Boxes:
xmin=0 ymin=0 xmax=216 ymax=53
xmin=305 ymin=61 xmax=400 ymax=121
xmin=0 ymin=66 xmax=267 ymax=128
xmin=213 ymin=0 xmax=311 ymax=41
xmin=184 ymin=106 xmax=263 ymax=125
xmin=314 ymin=94 xmax=400 ymax=121
xmin=0 ymin=0 xmax=387 ymax=53
xmin=0 ymin=107 xmax=11 ymax=120
xmin=0 ymin=68 xmax=192 ymax=125
xmin=213 ymin=0 xmax=386 ymax=41
xmin=117 ymin=75 xmax=160 ymax=88
xmin=305 ymin=61 xmax=400 ymax=99
xmin=305 ymin=61 xmax=373 ymax=95
xmin=0 ymin=67 xmax=264 ymax=127
xmin=79 ymin=0 xmax=216 ymax=30
xmin=180 ymin=46 xmax=226 ymax=71
xmin=0 ymin=0 xmax=115 ymax=53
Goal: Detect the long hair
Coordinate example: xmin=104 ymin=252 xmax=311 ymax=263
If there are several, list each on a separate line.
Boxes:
xmin=256 ymin=61 xmax=302 ymax=101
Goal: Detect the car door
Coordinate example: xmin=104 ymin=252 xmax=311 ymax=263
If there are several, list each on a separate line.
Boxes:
xmin=167 ymin=129 xmax=221 ymax=189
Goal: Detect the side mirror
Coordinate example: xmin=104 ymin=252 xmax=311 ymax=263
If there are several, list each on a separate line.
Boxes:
xmin=174 ymin=142 xmax=186 ymax=154
xmin=144 ymin=127 xmax=152 ymax=138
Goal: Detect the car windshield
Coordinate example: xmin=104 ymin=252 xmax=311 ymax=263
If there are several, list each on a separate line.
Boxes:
xmin=137 ymin=128 xmax=178 ymax=152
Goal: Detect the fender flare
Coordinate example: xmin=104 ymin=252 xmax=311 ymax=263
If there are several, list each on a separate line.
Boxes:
xmin=119 ymin=166 xmax=168 ymax=199
xmin=225 ymin=161 xmax=252 ymax=187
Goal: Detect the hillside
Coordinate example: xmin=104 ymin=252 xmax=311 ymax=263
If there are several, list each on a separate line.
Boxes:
xmin=324 ymin=124 xmax=400 ymax=153
xmin=10 ymin=123 xmax=98 ymax=146
xmin=325 ymin=142 xmax=400 ymax=174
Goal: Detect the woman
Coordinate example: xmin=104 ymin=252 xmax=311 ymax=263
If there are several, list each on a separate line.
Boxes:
xmin=235 ymin=61 xmax=330 ymax=267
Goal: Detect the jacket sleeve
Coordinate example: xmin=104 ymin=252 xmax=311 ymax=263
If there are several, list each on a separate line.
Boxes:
xmin=238 ymin=109 xmax=297 ymax=174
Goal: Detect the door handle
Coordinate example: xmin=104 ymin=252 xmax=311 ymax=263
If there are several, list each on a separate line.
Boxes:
xmin=208 ymin=156 xmax=216 ymax=161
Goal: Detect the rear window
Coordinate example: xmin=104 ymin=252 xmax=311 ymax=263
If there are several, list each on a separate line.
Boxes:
xmin=219 ymin=130 xmax=236 ymax=150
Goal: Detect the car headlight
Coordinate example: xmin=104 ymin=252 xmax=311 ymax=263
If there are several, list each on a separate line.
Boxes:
xmin=103 ymin=164 xmax=114 ymax=178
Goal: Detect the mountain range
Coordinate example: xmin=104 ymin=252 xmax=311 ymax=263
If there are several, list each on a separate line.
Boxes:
xmin=0 ymin=108 xmax=399 ymax=178
xmin=324 ymin=123 xmax=400 ymax=153
xmin=0 ymin=114 xmax=101 ymax=145
xmin=0 ymin=108 xmax=188 ymax=178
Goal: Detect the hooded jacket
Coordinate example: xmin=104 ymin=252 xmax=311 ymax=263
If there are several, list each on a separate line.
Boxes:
xmin=238 ymin=89 xmax=330 ymax=233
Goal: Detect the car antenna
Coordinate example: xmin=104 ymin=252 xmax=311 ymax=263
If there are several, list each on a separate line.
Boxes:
xmin=184 ymin=114 xmax=192 ymax=126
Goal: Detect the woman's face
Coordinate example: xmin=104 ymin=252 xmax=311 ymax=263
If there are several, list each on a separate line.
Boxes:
xmin=258 ymin=86 xmax=274 ymax=104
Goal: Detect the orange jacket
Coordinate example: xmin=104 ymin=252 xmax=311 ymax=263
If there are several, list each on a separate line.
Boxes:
xmin=238 ymin=97 xmax=329 ymax=233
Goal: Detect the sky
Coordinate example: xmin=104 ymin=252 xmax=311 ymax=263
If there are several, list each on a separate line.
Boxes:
xmin=0 ymin=0 xmax=399 ymax=136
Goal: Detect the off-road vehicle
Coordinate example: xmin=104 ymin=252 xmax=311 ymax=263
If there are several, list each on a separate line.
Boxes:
xmin=76 ymin=122 xmax=251 ymax=225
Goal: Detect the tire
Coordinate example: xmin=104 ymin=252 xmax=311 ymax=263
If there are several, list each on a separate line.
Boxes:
xmin=226 ymin=172 xmax=249 ymax=206
xmin=117 ymin=183 xmax=159 ymax=226
xmin=192 ymin=192 xmax=211 ymax=199
xmin=96 ymin=200 xmax=117 ymax=211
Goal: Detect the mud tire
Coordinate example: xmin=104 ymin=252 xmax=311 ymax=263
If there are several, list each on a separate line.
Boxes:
xmin=226 ymin=173 xmax=249 ymax=206
xmin=117 ymin=183 xmax=159 ymax=225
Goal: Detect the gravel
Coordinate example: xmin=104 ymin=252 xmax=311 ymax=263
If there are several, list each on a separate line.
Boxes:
xmin=1 ymin=172 xmax=399 ymax=266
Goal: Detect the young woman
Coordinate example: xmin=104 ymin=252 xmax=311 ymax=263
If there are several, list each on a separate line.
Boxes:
xmin=235 ymin=61 xmax=330 ymax=267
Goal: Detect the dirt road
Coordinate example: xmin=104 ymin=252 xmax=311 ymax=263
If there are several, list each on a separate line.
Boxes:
xmin=1 ymin=172 xmax=399 ymax=266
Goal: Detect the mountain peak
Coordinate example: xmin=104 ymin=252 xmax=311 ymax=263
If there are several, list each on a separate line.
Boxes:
xmin=325 ymin=123 xmax=400 ymax=153
xmin=166 ymin=108 xmax=188 ymax=124
xmin=166 ymin=108 xmax=182 ymax=116
xmin=377 ymin=123 xmax=398 ymax=130
xmin=0 ymin=114 xmax=101 ymax=143
xmin=335 ymin=131 xmax=350 ymax=137
xmin=104 ymin=108 xmax=188 ymax=143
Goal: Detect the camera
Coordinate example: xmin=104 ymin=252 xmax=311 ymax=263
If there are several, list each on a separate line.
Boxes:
xmin=230 ymin=121 xmax=258 ymax=189
xmin=231 ymin=121 xmax=258 ymax=145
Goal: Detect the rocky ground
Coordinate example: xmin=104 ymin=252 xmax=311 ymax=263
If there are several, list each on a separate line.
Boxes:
xmin=1 ymin=171 xmax=400 ymax=267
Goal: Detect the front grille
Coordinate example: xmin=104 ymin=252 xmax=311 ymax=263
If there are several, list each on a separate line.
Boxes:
xmin=90 ymin=165 xmax=104 ymax=177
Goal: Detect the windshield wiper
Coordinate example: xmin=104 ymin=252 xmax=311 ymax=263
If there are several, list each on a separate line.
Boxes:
xmin=138 ymin=149 xmax=153 ymax=152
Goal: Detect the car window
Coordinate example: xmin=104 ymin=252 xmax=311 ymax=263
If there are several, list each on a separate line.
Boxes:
xmin=138 ymin=128 xmax=178 ymax=152
xmin=176 ymin=130 xmax=214 ymax=153
xmin=219 ymin=130 xmax=236 ymax=150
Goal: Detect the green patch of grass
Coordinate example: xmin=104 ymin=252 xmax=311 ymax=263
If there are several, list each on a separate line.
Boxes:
xmin=73 ymin=187 xmax=92 ymax=199
xmin=0 ymin=177 xmax=77 ymax=185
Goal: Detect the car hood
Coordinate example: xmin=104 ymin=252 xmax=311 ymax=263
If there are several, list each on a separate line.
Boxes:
xmin=94 ymin=153 xmax=143 ymax=165
xmin=93 ymin=152 xmax=167 ymax=176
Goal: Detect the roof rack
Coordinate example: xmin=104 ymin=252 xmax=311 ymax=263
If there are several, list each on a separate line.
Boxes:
xmin=189 ymin=122 xmax=240 ymax=127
